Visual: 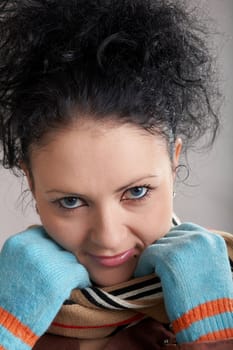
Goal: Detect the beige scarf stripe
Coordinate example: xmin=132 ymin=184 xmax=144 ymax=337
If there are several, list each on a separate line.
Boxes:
xmin=50 ymin=307 xmax=145 ymax=338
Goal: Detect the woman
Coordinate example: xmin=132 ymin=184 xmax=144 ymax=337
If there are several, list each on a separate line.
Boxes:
xmin=0 ymin=0 xmax=233 ymax=349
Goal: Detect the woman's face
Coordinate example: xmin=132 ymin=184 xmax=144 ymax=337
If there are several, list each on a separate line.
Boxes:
xmin=26 ymin=118 xmax=181 ymax=287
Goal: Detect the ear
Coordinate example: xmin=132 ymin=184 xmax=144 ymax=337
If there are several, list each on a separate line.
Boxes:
xmin=172 ymin=138 xmax=182 ymax=178
xmin=20 ymin=161 xmax=34 ymax=194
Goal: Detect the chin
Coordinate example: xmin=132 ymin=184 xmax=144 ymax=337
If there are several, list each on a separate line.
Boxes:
xmin=92 ymin=274 xmax=134 ymax=287
xmin=90 ymin=265 xmax=137 ymax=287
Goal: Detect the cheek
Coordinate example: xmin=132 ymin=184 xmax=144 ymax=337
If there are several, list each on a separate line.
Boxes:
xmin=138 ymin=186 xmax=173 ymax=244
xmin=140 ymin=210 xmax=172 ymax=245
xmin=37 ymin=207 xmax=87 ymax=252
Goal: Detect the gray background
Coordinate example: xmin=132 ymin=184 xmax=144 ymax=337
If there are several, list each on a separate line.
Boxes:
xmin=0 ymin=0 xmax=233 ymax=247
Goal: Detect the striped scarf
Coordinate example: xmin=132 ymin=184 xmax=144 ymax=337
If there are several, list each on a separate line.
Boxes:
xmin=48 ymin=273 xmax=168 ymax=339
xmin=48 ymin=229 xmax=233 ymax=340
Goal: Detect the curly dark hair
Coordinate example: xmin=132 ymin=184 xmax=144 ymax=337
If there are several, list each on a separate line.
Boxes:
xmin=0 ymin=0 xmax=220 ymax=173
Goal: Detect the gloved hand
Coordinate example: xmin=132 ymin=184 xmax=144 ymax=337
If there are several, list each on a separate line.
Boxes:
xmin=135 ymin=222 xmax=233 ymax=343
xmin=0 ymin=226 xmax=91 ymax=350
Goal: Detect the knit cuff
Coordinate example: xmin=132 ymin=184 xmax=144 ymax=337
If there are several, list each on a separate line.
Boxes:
xmin=0 ymin=307 xmax=38 ymax=350
xmin=172 ymin=298 xmax=233 ymax=343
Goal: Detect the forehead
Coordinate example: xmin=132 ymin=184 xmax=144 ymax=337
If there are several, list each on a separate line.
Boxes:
xmin=30 ymin=118 xmax=168 ymax=163
xmin=29 ymin=119 xmax=171 ymax=194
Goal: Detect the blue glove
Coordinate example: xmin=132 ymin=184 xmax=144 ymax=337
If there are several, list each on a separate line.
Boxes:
xmin=135 ymin=223 xmax=233 ymax=343
xmin=0 ymin=226 xmax=91 ymax=350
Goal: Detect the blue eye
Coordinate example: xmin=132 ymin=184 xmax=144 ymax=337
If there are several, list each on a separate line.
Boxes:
xmin=125 ymin=186 xmax=148 ymax=200
xmin=59 ymin=197 xmax=83 ymax=209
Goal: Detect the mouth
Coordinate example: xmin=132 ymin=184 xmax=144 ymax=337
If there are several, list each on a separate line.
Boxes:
xmin=88 ymin=248 xmax=137 ymax=267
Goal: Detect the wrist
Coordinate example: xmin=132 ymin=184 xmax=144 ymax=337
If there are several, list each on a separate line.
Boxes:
xmin=0 ymin=306 xmax=38 ymax=350
xmin=172 ymin=298 xmax=233 ymax=343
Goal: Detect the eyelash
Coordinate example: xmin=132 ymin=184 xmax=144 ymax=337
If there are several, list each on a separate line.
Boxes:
xmin=122 ymin=184 xmax=154 ymax=202
xmin=52 ymin=197 xmax=85 ymax=213
xmin=52 ymin=184 xmax=155 ymax=212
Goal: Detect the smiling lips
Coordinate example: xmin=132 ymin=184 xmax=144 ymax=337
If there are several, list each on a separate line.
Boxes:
xmin=89 ymin=248 xmax=137 ymax=267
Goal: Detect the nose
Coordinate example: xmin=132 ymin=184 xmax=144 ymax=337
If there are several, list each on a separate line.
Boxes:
xmin=89 ymin=203 xmax=127 ymax=250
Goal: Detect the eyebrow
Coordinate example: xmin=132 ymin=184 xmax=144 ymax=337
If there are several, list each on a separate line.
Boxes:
xmin=114 ymin=175 xmax=159 ymax=193
xmin=45 ymin=175 xmax=159 ymax=196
